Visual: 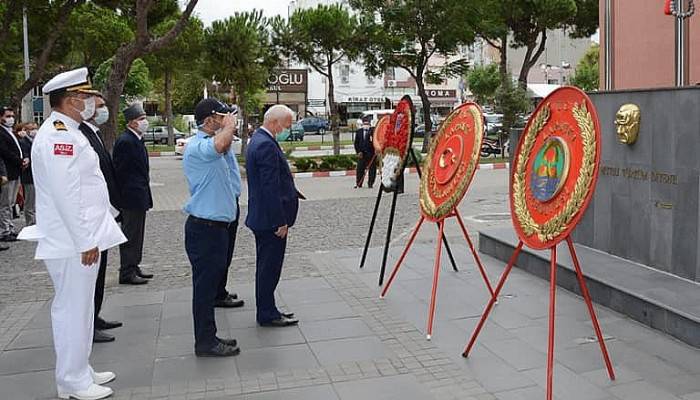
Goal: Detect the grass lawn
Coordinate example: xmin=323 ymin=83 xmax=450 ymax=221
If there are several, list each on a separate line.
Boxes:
xmin=479 ymin=156 xmax=508 ymax=164
xmin=146 ymin=144 xmax=175 ymax=152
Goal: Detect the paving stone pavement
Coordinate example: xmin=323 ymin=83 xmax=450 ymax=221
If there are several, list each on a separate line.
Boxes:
xmin=2 ymin=159 xmax=698 ymax=400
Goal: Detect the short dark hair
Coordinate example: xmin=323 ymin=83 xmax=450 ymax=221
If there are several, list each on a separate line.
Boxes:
xmin=1 ymin=106 xmax=13 ymax=116
xmin=49 ymin=91 xmax=70 ymax=108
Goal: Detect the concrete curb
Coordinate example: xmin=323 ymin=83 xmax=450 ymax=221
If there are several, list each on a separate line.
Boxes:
xmin=292 ymin=162 xmax=509 ymax=179
xmin=148 ymin=151 xmax=177 ymax=157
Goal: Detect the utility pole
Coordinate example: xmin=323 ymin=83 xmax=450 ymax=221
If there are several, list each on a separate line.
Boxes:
xmin=21 ymin=5 xmax=33 ymax=123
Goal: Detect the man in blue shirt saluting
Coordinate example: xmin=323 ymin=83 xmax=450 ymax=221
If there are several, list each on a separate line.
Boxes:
xmin=183 ymin=97 xmax=244 ymax=357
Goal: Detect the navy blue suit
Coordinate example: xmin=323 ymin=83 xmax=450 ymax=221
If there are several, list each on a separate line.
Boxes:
xmin=113 ymin=129 xmax=152 ymax=278
xmin=245 ymin=128 xmax=299 ymax=323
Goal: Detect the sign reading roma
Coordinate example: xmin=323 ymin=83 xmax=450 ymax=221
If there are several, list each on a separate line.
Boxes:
xmin=420 ymin=102 xmax=484 ymax=221
xmin=510 ymin=86 xmax=601 ymax=249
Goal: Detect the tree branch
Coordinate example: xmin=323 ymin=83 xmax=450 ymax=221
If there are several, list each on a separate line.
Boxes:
xmin=483 ymin=37 xmax=501 ymax=51
xmin=145 ymin=0 xmax=200 ymax=53
xmin=0 ymin=0 xmax=20 ymax=47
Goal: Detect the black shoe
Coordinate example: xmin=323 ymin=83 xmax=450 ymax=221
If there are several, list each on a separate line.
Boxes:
xmin=135 ymin=267 xmax=153 ymax=279
xmin=195 ymin=342 xmax=240 ymax=357
xmin=0 ymin=235 xmax=18 ymax=242
xmin=281 ymin=312 xmax=295 ymax=318
xmin=217 ymin=337 xmax=238 ymax=347
xmin=119 ymin=274 xmax=148 ymax=285
xmin=215 ymin=295 xmax=244 ymax=308
xmin=93 ymin=330 xmax=115 ymax=343
xmin=95 ymin=318 xmax=123 ymax=330
xmin=259 ymin=316 xmax=299 ymax=327
xmin=0 ymin=245 xmax=8 ymax=251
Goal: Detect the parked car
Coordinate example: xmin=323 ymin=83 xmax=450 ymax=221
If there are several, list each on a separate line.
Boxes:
xmin=484 ymin=113 xmax=504 ymax=136
xmin=175 ymin=135 xmax=242 ymax=156
xmin=281 ymin=122 xmax=305 ymax=141
xmin=299 ymin=117 xmax=330 ymax=134
xmin=414 ymin=124 xmax=438 ymax=138
xmin=145 ymin=126 xmax=186 ymax=144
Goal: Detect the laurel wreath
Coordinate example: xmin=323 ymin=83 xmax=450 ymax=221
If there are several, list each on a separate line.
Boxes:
xmin=512 ymin=102 xmax=596 ymax=242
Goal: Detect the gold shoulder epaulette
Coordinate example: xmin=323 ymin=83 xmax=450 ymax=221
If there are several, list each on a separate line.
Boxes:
xmin=53 ymin=120 xmax=67 ymax=132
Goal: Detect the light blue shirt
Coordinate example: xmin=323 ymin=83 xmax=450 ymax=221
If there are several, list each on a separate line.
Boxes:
xmin=182 ymin=131 xmax=241 ymax=222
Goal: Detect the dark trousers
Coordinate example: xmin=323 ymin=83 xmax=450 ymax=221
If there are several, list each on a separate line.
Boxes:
xmin=217 ymin=219 xmax=239 ymax=301
xmin=185 ymin=217 xmax=231 ymax=351
xmin=356 ymin=153 xmax=376 ymax=187
xmin=119 ymin=208 xmax=146 ymax=278
xmin=253 ymin=230 xmax=287 ymax=323
xmin=94 ymin=250 xmax=109 ymax=325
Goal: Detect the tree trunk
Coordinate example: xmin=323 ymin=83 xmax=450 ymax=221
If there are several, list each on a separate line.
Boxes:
xmin=326 ymin=63 xmax=340 ymax=156
xmin=164 ymin=69 xmax=174 ymax=146
xmin=499 ymin=33 xmax=508 ymax=78
xmin=102 ymin=46 xmax=140 ymax=150
xmin=518 ymin=30 xmax=548 ymax=89
xmin=239 ymin=92 xmax=248 ymax=157
xmin=416 ymin=75 xmax=432 ymax=154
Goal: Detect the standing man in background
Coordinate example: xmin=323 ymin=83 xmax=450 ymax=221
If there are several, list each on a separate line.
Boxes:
xmin=16 ymin=122 xmax=37 ymax=226
xmin=0 ymin=106 xmax=26 ymax=242
xmin=183 ymin=98 xmax=243 ymax=357
xmin=80 ymin=94 xmax=124 ymax=343
xmin=354 ymin=118 xmax=376 ymax=189
xmin=18 ymin=67 xmax=125 ymax=400
xmin=113 ymin=103 xmax=153 ymax=285
xmin=246 ymin=105 xmax=301 ymax=328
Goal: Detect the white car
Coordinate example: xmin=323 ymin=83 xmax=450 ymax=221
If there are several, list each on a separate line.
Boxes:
xmin=175 ymin=135 xmax=242 ymax=156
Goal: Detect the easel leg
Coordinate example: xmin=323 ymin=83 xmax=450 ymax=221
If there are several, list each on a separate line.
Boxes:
xmin=426 ymin=220 xmax=445 ymax=340
xmin=454 ymin=211 xmax=495 ymax=297
xmin=381 ymin=217 xmax=425 ymax=298
xmin=359 ymin=186 xmax=383 ymax=269
xmin=410 ymin=149 xmax=458 ymax=273
xmin=463 ymin=241 xmax=524 ymax=357
xmin=565 ymin=237 xmax=616 ymax=380
xmin=378 ymin=189 xmax=400 ymax=286
xmin=546 ymin=247 xmax=558 ymax=400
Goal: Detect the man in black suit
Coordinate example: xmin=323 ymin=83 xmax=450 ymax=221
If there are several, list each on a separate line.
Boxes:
xmin=354 ymin=118 xmax=376 ymax=188
xmin=0 ymin=106 xmax=27 ymax=241
xmin=0 ymin=157 xmax=8 ymax=251
xmin=113 ymin=103 xmax=153 ymax=285
xmin=79 ymin=94 xmax=124 ymax=342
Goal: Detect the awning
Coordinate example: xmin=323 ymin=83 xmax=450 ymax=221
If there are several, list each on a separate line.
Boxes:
xmin=527 ymin=84 xmax=561 ymax=99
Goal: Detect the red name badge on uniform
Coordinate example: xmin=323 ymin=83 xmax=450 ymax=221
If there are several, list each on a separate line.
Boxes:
xmin=54 ymin=143 xmax=74 ymax=156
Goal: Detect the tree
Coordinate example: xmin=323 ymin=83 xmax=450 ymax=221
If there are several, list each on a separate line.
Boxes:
xmin=350 ymin=0 xmax=478 ymax=152
xmin=494 ymin=78 xmax=530 ymax=138
xmin=570 ymin=43 xmax=599 ymax=91
xmin=100 ymin=0 xmax=199 ymax=148
xmin=147 ymin=17 xmax=204 ymax=145
xmin=0 ymin=0 xmax=86 ymax=112
xmin=204 ymin=11 xmax=277 ymax=155
xmin=273 ymin=4 xmax=361 ymax=155
xmin=466 ymin=64 xmax=501 ymax=105
xmin=94 ymin=57 xmax=153 ymax=99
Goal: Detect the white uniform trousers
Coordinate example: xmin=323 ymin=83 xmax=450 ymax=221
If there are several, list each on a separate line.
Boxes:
xmin=45 ymin=255 xmax=99 ymax=393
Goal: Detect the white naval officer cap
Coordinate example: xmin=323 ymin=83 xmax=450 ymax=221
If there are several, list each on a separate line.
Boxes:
xmin=42 ymin=67 xmax=100 ymax=95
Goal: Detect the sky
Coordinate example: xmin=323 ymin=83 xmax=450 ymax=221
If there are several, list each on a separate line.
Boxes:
xmin=191 ymin=0 xmax=291 ymax=26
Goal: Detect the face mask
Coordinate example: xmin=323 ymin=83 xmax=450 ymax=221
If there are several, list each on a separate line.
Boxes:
xmin=93 ymin=107 xmax=109 ymax=125
xmin=136 ymin=119 xmax=149 ymax=133
xmin=2 ymin=117 xmax=14 ymax=128
xmin=74 ymin=96 xmax=95 ymax=121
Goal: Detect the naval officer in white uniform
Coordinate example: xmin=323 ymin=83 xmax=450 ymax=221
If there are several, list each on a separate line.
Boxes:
xmin=18 ymin=67 xmax=127 ymax=400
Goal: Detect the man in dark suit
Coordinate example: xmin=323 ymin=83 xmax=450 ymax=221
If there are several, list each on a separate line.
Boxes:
xmin=0 ymin=157 xmax=8 ymax=251
xmin=113 ymin=103 xmax=153 ymax=285
xmin=246 ymin=105 xmax=301 ymax=327
xmin=0 ymin=106 xmax=27 ymax=241
xmin=80 ymin=94 xmax=124 ymax=342
xmin=353 ymin=118 xmax=376 ymax=188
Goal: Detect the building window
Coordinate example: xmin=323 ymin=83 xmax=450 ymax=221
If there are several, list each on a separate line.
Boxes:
xmin=32 ymin=86 xmax=42 ymax=98
xmin=340 ymin=65 xmax=350 ymax=84
xmin=33 ymin=111 xmax=43 ymax=124
xmin=385 ymin=68 xmax=395 ymax=80
xmin=366 ymin=74 xmax=375 ymax=85
xmin=547 ymin=78 xmax=559 ymax=85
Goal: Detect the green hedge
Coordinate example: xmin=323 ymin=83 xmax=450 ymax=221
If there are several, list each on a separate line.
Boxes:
xmin=293 ymin=154 xmax=358 ymax=172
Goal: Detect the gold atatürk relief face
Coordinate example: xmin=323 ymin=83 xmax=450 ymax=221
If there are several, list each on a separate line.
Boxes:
xmin=614 ymin=104 xmax=641 ymax=145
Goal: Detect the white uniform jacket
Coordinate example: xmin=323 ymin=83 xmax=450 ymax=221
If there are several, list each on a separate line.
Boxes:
xmin=18 ymin=111 xmax=126 ymax=259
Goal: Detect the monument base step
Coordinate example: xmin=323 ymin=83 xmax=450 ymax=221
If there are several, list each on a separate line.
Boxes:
xmin=479 ymin=227 xmax=700 ymax=348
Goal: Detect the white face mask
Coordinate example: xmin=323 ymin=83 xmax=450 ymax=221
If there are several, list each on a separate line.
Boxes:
xmin=75 ymin=96 xmax=96 ymax=121
xmin=136 ymin=119 xmax=149 ymax=133
xmin=2 ymin=117 xmax=14 ymax=128
xmin=93 ymin=106 xmax=109 ymax=125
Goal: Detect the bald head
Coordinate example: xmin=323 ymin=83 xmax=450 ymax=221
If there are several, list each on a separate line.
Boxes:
xmin=263 ymin=105 xmax=295 ymax=136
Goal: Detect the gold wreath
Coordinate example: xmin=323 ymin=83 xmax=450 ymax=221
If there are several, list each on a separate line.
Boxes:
xmin=512 ymin=102 xmax=596 ymax=242
xmin=420 ymin=106 xmax=483 ymax=220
